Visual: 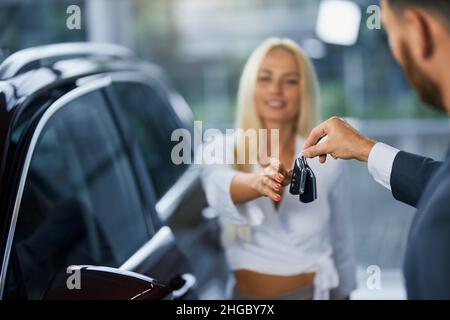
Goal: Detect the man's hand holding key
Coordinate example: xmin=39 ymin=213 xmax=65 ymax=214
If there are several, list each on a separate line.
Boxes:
xmin=302 ymin=116 xmax=377 ymax=163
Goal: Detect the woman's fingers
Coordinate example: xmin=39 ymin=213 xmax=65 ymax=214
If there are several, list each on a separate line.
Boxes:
xmin=264 ymin=186 xmax=282 ymax=202
xmin=263 ymin=164 xmax=285 ymax=183
xmin=259 ymin=158 xmax=293 ymax=200
xmin=270 ymin=158 xmax=289 ymax=178
xmin=267 ymin=158 xmax=290 ymax=183
xmin=259 ymin=177 xmax=283 ymax=202
xmin=271 ymin=180 xmax=282 ymax=192
xmin=269 ymin=158 xmax=281 ymax=171
xmin=287 ymin=169 xmax=293 ymax=178
xmin=281 ymin=168 xmax=293 ymax=186
xmin=276 ymin=163 xmax=292 ymax=186
xmin=262 ymin=175 xmax=282 ymax=191
xmin=277 ymin=161 xmax=288 ymax=176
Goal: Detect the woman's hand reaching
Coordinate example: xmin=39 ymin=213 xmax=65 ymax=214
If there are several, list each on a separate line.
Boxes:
xmin=230 ymin=158 xmax=292 ymax=204
xmin=254 ymin=158 xmax=292 ymax=202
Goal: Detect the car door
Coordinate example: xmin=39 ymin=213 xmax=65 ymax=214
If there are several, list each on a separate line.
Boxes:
xmin=0 ymin=77 xmax=195 ymax=299
xmin=106 ymin=73 xmax=230 ymax=299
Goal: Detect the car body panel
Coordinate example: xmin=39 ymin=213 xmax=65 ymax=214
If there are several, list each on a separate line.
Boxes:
xmin=0 ymin=43 xmax=228 ymax=300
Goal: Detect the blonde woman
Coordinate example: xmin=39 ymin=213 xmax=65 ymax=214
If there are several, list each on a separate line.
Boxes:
xmin=200 ymin=38 xmax=356 ymax=300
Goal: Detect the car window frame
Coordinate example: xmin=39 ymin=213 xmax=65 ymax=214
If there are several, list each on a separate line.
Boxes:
xmin=104 ymin=72 xmax=200 ymax=222
xmin=0 ymin=76 xmax=155 ymax=298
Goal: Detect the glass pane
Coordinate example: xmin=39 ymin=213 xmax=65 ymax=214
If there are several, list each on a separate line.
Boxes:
xmin=4 ymin=90 xmax=150 ymax=299
xmin=113 ymin=82 xmax=188 ymax=199
xmin=0 ymin=0 xmax=85 ymax=59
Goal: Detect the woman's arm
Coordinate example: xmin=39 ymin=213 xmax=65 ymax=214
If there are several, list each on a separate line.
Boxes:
xmin=231 ymin=158 xmax=290 ymax=204
xmin=201 ymin=154 xmax=290 ymax=225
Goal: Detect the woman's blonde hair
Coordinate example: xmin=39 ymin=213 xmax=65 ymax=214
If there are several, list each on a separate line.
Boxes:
xmin=233 ymin=37 xmax=320 ymax=172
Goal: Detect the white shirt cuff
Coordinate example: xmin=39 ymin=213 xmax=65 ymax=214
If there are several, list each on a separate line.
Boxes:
xmin=367 ymin=142 xmax=400 ymax=191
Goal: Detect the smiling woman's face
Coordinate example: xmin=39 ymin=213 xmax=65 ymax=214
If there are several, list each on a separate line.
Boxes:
xmin=254 ymin=47 xmax=301 ymax=127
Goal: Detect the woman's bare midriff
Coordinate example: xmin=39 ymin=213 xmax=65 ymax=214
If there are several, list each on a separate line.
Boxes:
xmin=234 ymin=269 xmax=315 ymax=298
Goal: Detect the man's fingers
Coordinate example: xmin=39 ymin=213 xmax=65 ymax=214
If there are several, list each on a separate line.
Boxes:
xmin=303 ymin=122 xmax=329 ymax=150
xmin=303 ymin=141 xmax=330 ymax=158
xmin=319 ymin=154 xmax=327 ymax=164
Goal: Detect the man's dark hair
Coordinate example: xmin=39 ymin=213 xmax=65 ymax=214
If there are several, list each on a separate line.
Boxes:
xmin=386 ymin=0 xmax=450 ymax=28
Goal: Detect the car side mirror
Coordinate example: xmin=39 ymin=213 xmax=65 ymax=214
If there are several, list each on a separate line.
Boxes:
xmin=42 ymin=265 xmax=172 ymax=300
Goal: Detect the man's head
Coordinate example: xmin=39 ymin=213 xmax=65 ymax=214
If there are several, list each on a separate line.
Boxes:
xmin=381 ymin=0 xmax=450 ymax=112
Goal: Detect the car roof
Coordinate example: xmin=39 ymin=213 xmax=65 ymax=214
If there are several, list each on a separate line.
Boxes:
xmin=0 ymin=42 xmax=165 ymax=156
xmin=0 ymin=42 xmax=164 ymax=111
xmin=0 ymin=42 xmax=134 ymax=80
xmin=0 ymin=43 xmax=165 ymax=202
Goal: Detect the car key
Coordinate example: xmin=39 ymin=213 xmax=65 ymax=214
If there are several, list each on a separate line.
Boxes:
xmin=289 ymin=156 xmax=318 ymax=203
xmin=289 ymin=157 xmax=302 ymax=195
xmin=299 ymin=166 xmax=307 ymax=195
xmin=300 ymin=167 xmax=317 ymax=203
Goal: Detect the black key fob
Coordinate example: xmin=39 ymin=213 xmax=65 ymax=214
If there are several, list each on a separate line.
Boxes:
xmin=289 ymin=156 xmax=318 ymax=203
xmin=289 ymin=158 xmax=302 ymax=195
xmin=299 ymin=167 xmax=307 ymax=195
xmin=300 ymin=167 xmax=317 ymax=203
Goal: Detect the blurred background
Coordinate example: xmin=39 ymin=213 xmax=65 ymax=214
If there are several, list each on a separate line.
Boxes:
xmin=1 ymin=0 xmax=449 ymax=299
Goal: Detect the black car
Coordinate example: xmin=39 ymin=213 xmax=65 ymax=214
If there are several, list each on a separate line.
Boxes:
xmin=0 ymin=43 xmax=229 ymax=300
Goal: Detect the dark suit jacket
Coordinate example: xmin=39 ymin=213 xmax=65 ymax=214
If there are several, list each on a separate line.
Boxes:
xmin=390 ymin=147 xmax=450 ymax=299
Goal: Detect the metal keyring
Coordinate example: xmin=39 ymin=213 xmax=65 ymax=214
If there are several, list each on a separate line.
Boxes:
xmin=301 ymin=155 xmax=308 ymax=168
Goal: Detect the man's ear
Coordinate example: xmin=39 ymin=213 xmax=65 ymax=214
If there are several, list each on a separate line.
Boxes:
xmin=403 ymin=8 xmax=435 ymax=61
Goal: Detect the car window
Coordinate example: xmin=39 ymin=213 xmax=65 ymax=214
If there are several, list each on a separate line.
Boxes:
xmin=4 ymin=90 xmax=151 ymax=299
xmin=112 ymin=82 xmax=189 ymax=200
